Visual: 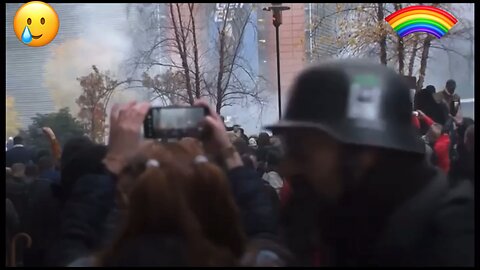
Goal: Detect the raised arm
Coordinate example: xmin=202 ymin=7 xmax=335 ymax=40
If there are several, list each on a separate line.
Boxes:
xmin=42 ymin=127 xmax=62 ymax=163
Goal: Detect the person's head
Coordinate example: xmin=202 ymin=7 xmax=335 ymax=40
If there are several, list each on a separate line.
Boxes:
xmin=38 ymin=156 xmax=55 ymax=172
xmin=241 ymin=154 xmax=255 ymax=170
xmin=13 ymin=136 xmax=23 ymax=146
xmin=233 ymin=125 xmax=240 ymax=133
xmin=103 ymin=139 xmax=246 ymax=266
xmin=11 ymin=163 xmax=26 ymax=178
xmin=239 ymin=128 xmax=245 ymax=135
xmin=425 ymin=123 xmax=443 ymax=144
xmin=265 ymin=148 xmax=282 ymax=172
xmin=61 ymin=136 xmax=94 ymax=168
xmin=425 ymin=85 xmax=436 ymax=95
xmin=61 ymin=142 xmax=107 ymax=199
xmin=270 ymin=136 xmax=282 ymax=147
xmin=465 ymin=124 xmax=474 ymax=152
xmin=248 ymin=137 xmax=258 ymax=149
xmin=257 ymin=132 xmax=271 ymax=148
xmin=415 ymin=87 xmax=438 ymax=110
xmin=233 ymin=137 xmax=251 ymax=156
xmin=445 ymin=79 xmax=456 ymax=94
xmin=267 ymin=60 xmax=426 ymax=203
xmin=6 ymin=137 xmax=13 ymax=147
xmin=25 ymin=164 xmax=39 ymax=178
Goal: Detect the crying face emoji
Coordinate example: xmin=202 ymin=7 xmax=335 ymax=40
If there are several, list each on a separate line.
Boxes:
xmin=13 ymin=1 xmax=59 ymax=47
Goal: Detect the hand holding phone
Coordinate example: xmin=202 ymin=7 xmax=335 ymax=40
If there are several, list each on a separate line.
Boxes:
xmin=144 ymin=106 xmax=209 ymax=139
xmin=106 ymin=102 xmax=151 ymax=175
xmin=195 ymin=100 xmax=243 ymax=169
xmin=416 ymin=110 xmax=426 ymax=119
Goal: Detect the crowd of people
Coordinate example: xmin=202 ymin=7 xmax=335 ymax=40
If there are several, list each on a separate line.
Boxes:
xmin=5 ymin=60 xmax=474 ymax=267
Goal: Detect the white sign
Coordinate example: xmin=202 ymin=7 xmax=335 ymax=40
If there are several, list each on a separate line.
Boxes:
xmin=214 ymin=3 xmax=244 ymax=23
xmin=347 ymin=83 xmax=382 ymax=121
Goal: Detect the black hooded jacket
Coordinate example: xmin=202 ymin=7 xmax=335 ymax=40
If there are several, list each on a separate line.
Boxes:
xmin=282 ymin=160 xmax=474 ymax=267
xmin=46 ymin=165 xmax=278 ymax=266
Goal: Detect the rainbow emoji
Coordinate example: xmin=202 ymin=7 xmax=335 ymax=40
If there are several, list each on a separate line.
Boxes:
xmin=385 ymin=5 xmax=458 ymax=39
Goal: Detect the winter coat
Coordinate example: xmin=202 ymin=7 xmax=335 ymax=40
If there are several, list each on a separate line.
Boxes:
xmin=330 ymin=171 xmax=473 ymax=266
xmin=433 ymin=90 xmax=461 ymax=117
xmin=49 ymin=165 xmax=279 ymax=266
xmin=6 ymin=145 xmax=33 ymax=167
xmin=6 ymin=199 xmax=20 ymax=255
xmin=369 ymin=175 xmax=474 ymax=266
xmin=39 ymin=169 xmax=61 ymax=184
xmin=227 ymin=166 xmax=279 ymax=238
xmin=22 ymin=179 xmax=62 ymax=266
xmin=449 ymin=146 xmax=474 ymax=186
xmin=6 ymin=177 xmax=30 ymax=229
xmin=261 ymin=180 xmax=281 ymax=234
xmin=46 ymin=174 xmax=116 ymax=266
xmin=420 ymin=114 xmax=451 ymax=173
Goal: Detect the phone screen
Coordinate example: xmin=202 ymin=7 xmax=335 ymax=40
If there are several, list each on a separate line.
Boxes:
xmin=144 ymin=106 xmax=208 ymax=139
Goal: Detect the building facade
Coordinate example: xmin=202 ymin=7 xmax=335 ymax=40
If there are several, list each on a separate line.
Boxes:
xmin=257 ymin=3 xmax=340 ymax=112
xmin=6 ymin=3 xmax=132 ymax=128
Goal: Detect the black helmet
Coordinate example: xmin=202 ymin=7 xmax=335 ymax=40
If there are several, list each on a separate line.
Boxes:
xmin=266 ymin=60 xmax=424 ymax=154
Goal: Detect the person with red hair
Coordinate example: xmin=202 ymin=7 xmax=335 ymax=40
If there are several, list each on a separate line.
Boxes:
xmin=97 ymin=139 xmax=247 ymax=266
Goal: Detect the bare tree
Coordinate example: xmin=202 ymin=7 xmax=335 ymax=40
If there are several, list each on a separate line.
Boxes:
xmin=413 ymin=3 xmax=474 ymax=90
xmin=415 ymin=34 xmax=435 ymax=91
xmin=408 ymin=34 xmax=420 ymax=76
xmin=170 ymin=3 xmax=195 ymax=104
xmin=377 ymin=3 xmax=387 ymax=65
xmin=128 ymin=3 xmax=201 ymax=105
xmin=188 ymin=3 xmax=201 ymax=99
xmin=129 ymin=3 xmax=265 ymax=114
xmin=334 ymin=3 xmax=394 ymax=62
xmin=208 ymin=4 xmax=266 ymax=113
xmin=322 ymin=2 xmax=472 ymax=91
xmin=393 ymin=4 xmax=405 ymax=74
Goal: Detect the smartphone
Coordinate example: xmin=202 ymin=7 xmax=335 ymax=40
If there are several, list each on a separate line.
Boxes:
xmin=143 ymin=106 xmax=209 ymax=139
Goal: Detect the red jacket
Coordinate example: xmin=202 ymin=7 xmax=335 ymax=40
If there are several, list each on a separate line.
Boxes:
xmin=412 ymin=115 xmax=421 ymax=129
xmin=419 ymin=114 xmax=451 ymax=173
xmin=279 ymin=178 xmax=292 ymax=207
xmin=434 ymin=134 xmax=451 ymax=173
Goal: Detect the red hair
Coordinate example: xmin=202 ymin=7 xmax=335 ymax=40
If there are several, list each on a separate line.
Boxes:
xmin=98 ymin=139 xmax=246 ymax=266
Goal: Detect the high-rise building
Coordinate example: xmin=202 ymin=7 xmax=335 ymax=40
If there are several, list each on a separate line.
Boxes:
xmin=6 ymin=3 xmax=342 ymax=132
xmin=6 ymin=3 xmax=67 ymax=127
xmin=6 ymin=3 xmax=132 ymax=128
xmin=255 ymin=3 xmax=340 ymax=113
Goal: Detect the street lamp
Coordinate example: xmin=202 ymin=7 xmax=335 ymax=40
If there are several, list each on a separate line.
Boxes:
xmin=263 ymin=3 xmax=290 ymax=119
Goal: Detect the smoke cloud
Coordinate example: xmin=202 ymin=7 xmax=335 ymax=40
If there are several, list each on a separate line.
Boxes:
xmin=42 ymin=4 xmax=137 ymax=116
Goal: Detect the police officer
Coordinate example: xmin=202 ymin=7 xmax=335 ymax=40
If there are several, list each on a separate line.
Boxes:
xmin=267 ymin=60 xmax=474 ymax=266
